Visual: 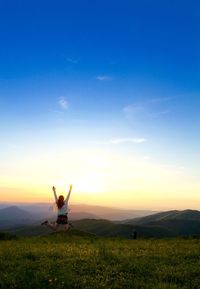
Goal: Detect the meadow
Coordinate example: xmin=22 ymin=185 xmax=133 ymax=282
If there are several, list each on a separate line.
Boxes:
xmin=0 ymin=230 xmax=200 ymax=289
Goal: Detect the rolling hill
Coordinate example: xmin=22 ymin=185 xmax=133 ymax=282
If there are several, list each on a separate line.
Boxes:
xmin=0 ymin=206 xmax=33 ymax=220
xmin=2 ymin=207 xmax=200 ymax=239
xmin=0 ymin=206 xmax=35 ymax=229
xmin=0 ymin=203 xmax=156 ymax=231
xmin=122 ymin=209 xmax=200 ymax=237
xmin=72 ymin=219 xmax=134 ymax=238
xmin=124 ymin=209 xmax=200 ymax=225
xmin=69 ymin=204 xmax=156 ymax=220
xmin=0 ymin=202 xmax=156 ymax=221
xmin=5 ymin=219 xmax=134 ymax=238
xmin=5 ymin=210 xmax=200 ymax=239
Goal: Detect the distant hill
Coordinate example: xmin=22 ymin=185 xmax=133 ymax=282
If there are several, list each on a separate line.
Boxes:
xmin=0 ymin=202 xmax=156 ymax=222
xmin=19 ymin=203 xmax=155 ymax=220
xmin=0 ymin=206 xmax=33 ymax=221
xmin=0 ymin=205 xmax=100 ymax=230
xmin=66 ymin=204 xmax=156 ymax=220
xmin=6 ymin=211 xmax=200 ymax=239
xmin=122 ymin=209 xmax=200 ymax=238
xmin=10 ymin=205 xmax=100 ymax=221
xmin=0 ymin=203 xmax=10 ymax=210
xmin=124 ymin=209 xmax=200 ymax=225
xmin=70 ymin=212 xmax=99 ymax=220
xmin=3 ymin=206 xmax=200 ymax=239
xmin=0 ymin=206 xmax=35 ymax=229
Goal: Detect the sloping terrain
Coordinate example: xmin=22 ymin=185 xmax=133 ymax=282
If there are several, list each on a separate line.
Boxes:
xmin=0 ymin=231 xmax=200 ymax=289
xmin=124 ymin=209 xmax=200 ymax=225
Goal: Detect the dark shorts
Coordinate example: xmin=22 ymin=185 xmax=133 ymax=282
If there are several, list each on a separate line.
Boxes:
xmin=56 ymin=214 xmax=68 ymax=225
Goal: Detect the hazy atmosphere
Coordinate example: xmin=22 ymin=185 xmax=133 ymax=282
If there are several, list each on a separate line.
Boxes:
xmin=0 ymin=0 xmax=200 ymax=210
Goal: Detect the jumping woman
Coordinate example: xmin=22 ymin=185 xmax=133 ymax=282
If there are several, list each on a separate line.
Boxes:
xmin=41 ymin=184 xmax=73 ymax=231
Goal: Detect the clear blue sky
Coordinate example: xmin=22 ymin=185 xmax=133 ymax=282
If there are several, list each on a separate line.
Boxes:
xmin=0 ymin=0 xmax=200 ymax=208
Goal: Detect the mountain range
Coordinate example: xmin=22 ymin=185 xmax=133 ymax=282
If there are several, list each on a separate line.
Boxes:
xmin=1 ymin=205 xmax=200 ymax=238
xmin=0 ymin=203 xmax=155 ymax=226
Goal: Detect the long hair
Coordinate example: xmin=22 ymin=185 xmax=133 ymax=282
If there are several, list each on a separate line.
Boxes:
xmin=57 ymin=195 xmax=65 ymax=209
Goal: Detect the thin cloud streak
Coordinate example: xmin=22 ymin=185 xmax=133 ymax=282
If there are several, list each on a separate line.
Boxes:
xmin=96 ymin=75 xmax=112 ymax=81
xmin=149 ymin=109 xmax=170 ymax=118
xmin=123 ymin=96 xmax=172 ymax=119
xmin=148 ymin=96 xmax=173 ymax=103
xmin=109 ymin=138 xmax=147 ymax=144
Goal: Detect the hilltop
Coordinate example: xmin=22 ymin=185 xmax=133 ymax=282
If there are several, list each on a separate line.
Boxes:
xmin=0 ymin=206 xmax=35 ymax=229
xmin=0 ymin=206 xmax=33 ymax=220
xmin=124 ymin=209 xmax=200 ymax=224
xmin=122 ymin=209 xmax=200 ymax=238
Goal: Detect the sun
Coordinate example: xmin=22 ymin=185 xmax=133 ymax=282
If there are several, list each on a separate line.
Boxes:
xmin=49 ymin=151 xmax=110 ymax=197
xmin=71 ymin=171 xmax=105 ymax=194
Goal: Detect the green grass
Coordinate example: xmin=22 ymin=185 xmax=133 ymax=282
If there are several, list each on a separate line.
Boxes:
xmin=0 ymin=229 xmax=200 ymax=289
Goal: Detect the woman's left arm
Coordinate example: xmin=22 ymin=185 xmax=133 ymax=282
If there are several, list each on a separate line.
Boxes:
xmin=65 ymin=184 xmax=73 ymax=202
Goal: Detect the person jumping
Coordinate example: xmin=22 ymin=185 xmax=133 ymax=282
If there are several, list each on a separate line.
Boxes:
xmin=41 ymin=184 xmax=73 ymax=231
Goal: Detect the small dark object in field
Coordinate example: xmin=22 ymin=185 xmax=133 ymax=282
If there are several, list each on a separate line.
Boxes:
xmin=132 ymin=231 xmax=137 ymax=239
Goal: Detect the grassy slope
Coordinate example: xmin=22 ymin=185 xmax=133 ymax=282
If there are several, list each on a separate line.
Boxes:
xmin=125 ymin=210 xmax=200 ymax=225
xmin=1 ymin=230 xmax=200 ymax=289
xmin=73 ymin=219 xmax=134 ymax=238
xmin=5 ymin=218 xmax=200 ymax=239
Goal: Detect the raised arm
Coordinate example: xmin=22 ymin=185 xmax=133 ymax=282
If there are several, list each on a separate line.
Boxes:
xmin=65 ymin=184 xmax=73 ymax=203
xmin=52 ymin=186 xmax=58 ymax=202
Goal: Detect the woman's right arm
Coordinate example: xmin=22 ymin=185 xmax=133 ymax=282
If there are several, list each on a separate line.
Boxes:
xmin=52 ymin=186 xmax=58 ymax=202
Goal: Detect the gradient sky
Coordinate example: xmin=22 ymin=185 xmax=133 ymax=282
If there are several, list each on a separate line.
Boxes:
xmin=0 ymin=0 xmax=200 ymax=209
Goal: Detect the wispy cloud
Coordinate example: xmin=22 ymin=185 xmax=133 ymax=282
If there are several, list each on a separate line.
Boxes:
xmin=96 ymin=75 xmax=112 ymax=81
xmin=149 ymin=109 xmax=170 ymax=117
xmin=123 ymin=104 xmax=144 ymax=113
xmin=66 ymin=58 xmax=79 ymax=64
xmin=108 ymin=137 xmax=147 ymax=144
xmin=148 ymin=96 xmax=173 ymax=104
xmin=123 ymin=97 xmax=172 ymax=120
xmin=111 ymin=138 xmax=147 ymax=144
xmin=123 ymin=104 xmax=146 ymax=119
xmin=58 ymin=97 xmax=69 ymax=110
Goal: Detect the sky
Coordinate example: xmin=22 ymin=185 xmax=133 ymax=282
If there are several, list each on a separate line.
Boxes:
xmin=0 ymin=0 xmax=200 ymax=210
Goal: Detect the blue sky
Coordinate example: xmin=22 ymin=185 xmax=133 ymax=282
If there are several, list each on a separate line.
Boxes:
xmin=0 ymin=0 xmax=200 ymax=208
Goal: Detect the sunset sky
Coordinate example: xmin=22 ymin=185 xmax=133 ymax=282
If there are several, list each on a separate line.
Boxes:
xmin=0 ymin=0 xmax=200 ymax=210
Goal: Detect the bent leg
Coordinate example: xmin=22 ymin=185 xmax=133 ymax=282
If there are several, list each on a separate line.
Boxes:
xmin=47 ymin=222 xmax=59 ymax=231
xmin=64 ymin=224 xmax=70 ymax=231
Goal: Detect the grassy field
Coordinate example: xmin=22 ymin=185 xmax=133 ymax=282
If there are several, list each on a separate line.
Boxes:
xmin=0 ymin=230 xmax=200 ymax=289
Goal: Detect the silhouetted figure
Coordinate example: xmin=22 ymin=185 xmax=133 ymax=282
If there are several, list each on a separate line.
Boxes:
xmin=132 ymin=230 xmax=137 ymax=240
xmin=41 ymin=185 xmax=73 ymax=231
